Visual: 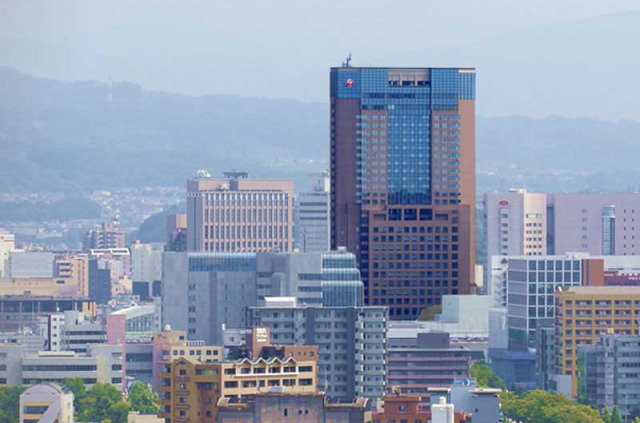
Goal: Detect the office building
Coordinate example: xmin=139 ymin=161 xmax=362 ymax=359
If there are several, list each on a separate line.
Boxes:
xmin=484 ymin=190 xmax=548 ymax=261
xmin=216 ymin=393 xmax=371 ymax=423
xmin=83 ymin=222 xmax=125 ymax=251
xmin=1 ymin=343 xmax=123 ymax=388
xmin=578 ymin=334 xmax=640 ymax=421
xmin=48 ymin=310 xmax=105 ymax=353
xmin=330 ymin=65 xmax=477 ymax=319
xmin=131 ymin=242 xmax=163 ymax=299
xmin=484 ymin=192 xmax=640 ymax=263
xmin=554 ymin=286 xmax=640 ymax=398
xmin=162 ymin=250 xmax=364 ymax=344
xmin=0 ymin=297 xmax=95 ymax=334
xmin=499 ymin=254 xmax=603 ymax=351
xmin=386 ymin=332 xmax=472 ymax=396
xmin=158 ymin=355 xmax=317 ymax=423
xmin=186 ymin=171 xmax=294 ymax=253
xmin=249 ymin=304 xmax=387 ymax=402
xmin=295 ymin=171 xmax=330 ymax=253
xmin=20 ymin=383 xmax=74 ymax=423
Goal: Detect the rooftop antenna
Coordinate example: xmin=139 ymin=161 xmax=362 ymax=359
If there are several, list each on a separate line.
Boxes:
xmin=342 ymin=53 xmax=352 ymax=68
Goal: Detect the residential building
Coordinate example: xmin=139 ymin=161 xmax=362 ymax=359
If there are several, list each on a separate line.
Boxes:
xmin=186 ymin=171 xmax=294 ymax=253
xmin=373 ymin=394 xmax=471 ymax=423
xmin=158 ymin=355 xmax=317 ymax=423
xmin=20 ymin=383 xmax=74 ymax=423
xmin=330 ymin=65 xmax=477 ymax=318
xmin=130 ymin=242 xmax=163 ymax=300
xmin=55 ymin=255 xmax=90 ymax=298
xmin=83 ymin=222 xmax=125 ymax=251
xmin=162 ymin=250 xmax=364 ymax=344
xmin=386 ymin=332 xmax=472 ymax=396
xmin=554 ymin=286 xmax=640 ymax=397
xmin=295 ymin=171 xmax=330 ymax=253
xmin=578 ymin=334 xmax=640 ymax=421
xmin=249 ymin=304 xmax=388 ymax=402
xmin=216 ymin=393 xmax=371 ymax=423
xmin=150 ymin=329 xmax=223 ymax=391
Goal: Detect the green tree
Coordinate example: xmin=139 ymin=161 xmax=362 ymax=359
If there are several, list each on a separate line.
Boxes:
xmin=107 ymin=401 xmax=132 ymax=423
xmin=470 ymin=360 xmax=506 ymax=390
xmin=602 ymin=406 xmax=612 ymax=423
xmin=78 ymin=383 xmax=125 ymax=423
xmin=500 ymin=390 xmax=603 ymax=423
xmin=128 ymin=381 xmax=160 ymax=414
xmin=611 ymin=406 xmax=622 ymax=423
xmin=62 ymin=377 xmax=87 ymax=416
xmin=0 ymin=386 xmax=27 ymax=423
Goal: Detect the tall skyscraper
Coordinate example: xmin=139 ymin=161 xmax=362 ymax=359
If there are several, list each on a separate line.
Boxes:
xmin=187 ymin=171 xmax=295 ymax=253
xmin=330 ymin=65 xmax=476 ymax=319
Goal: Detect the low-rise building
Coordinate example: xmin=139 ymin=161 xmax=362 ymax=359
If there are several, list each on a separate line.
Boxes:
xmin=386 ymin=332 xmax=473 ymax=396
xmin=20 ymin=383 xmax=74 ymax=423
xmin=158 ymin=355 xmax=318 ymax=423
xmin=217 ymin=392 xmax=371 ymax=423
xmin=1 ymin=343 xmax=123 ymax=389
xmin=373 ymin=394 xmax=470 ymax=423
xmin=428 ymin=380 xmax=501 ymax=423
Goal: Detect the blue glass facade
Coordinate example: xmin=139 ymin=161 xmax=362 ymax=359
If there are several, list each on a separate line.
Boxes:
xmin=334 ymin=68 xmax=475 ymax=206
xmin=331 ymin=66 xmax=476 ymax=319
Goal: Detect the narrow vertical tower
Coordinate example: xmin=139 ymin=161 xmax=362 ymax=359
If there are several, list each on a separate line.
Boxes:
xmin=330 ymin=66 xmax=476 ymax=319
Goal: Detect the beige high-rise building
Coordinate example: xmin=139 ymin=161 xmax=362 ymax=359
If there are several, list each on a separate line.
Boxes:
xmin=187 ymin=172 xmax=294 ymax=253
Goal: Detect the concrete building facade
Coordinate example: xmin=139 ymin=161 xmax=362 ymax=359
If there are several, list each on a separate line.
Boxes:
xmin=484 ymin=192 xmax=640 ymax=264
xmin=158 ymin=356 xmax=317 ymax=423
xmin=249 ymin=305 xmax=388 ymax=402
xmin=578 ymin=334 xmax=640 ymax=421
xmin=162 ymin=250 xmax=364 ymax=344
xmin=187 ymin=173 xmax=295 ymax=253
xmin=295 ymin=172 xmax=331 ymax=253
xmin=554 ymin=286 xmax=640 ymax=398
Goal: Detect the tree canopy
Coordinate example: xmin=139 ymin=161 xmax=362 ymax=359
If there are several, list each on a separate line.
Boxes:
xmin=469 ymin=360 xmax=506 ymax=390
xmin=500 ymin=390 xmax=603 ymax=423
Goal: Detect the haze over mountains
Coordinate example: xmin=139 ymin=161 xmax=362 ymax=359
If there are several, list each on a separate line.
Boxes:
xmin=2 ymin=8 xmax=640 ymax=119
xmin=1 ymin=67 xmax=640 ymax=195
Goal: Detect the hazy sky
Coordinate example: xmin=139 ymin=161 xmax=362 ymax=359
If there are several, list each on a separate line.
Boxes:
xmin=2 ymin=0 xmax=640 ymax=117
